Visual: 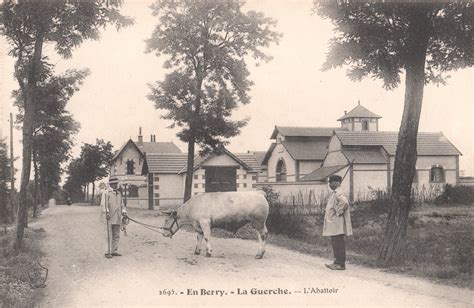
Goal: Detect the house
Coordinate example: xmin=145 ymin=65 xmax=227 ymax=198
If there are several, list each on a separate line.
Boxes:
xmin=302 ymin=130 xmax=461 ymax=201
xmin=141 ymin=147 xmax=262 ymax=209
xmin=262 ymin=126 xmax=343 ymax=182
xmin=262 ymin=102 xmax=461 ymax=202
xmin=108 ymin=127 xmax=181 ymax=208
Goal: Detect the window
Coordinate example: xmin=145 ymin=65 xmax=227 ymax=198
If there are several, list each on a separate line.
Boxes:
xmin=126 ymin=160 xmax=135 ymax=175
xmin=194 ymin=183 xmax=199 ymax=188
xmin=243 ymin=174 xmax=247 ymax=180
xmin=202 ymin=175 xmax=205 ymax=179
xmin=252 ymin=184 xmax=257 ymax=189
xmin=276 ymin=159 xmax=287 ymax=182
xmin=154 ymin=176 xmax=159 ymax=182
xmin=154 ymin=185 xmax=160 ymax=190
xmin=243 ymin=183 xmax=247 ymax=188
xmin=194 ymin=175 xmax=199 ymax=180
xmin=236 ymin=175 xmax=239 ymax=180
xmin=154 ymin=193 xmax=160 ymax=198
xmin=362 ymin=121 xmax=369 ymax=131
xmin=128 ymin=185 xmax=138 ymax=197
xmin=154 ymin=200 xmax=160 ymax=206
xmin=252 ymin=175 xmax=257 ymax=181
xmin=430 ymin=165 xmax=445 ymax=183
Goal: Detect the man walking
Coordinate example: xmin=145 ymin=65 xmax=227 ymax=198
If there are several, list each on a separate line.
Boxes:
xmin=323 ymin=175 xmax=352 ymax=270
xmin=101 ymin=182 xmax=127 ymax=259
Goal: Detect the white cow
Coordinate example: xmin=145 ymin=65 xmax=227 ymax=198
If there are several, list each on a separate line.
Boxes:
xmin=162 ymin=191 xmax=269 ymax=259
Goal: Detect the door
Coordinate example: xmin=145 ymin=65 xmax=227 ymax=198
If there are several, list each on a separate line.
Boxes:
xmin=205 ymin=167 xmax=237 ymax=192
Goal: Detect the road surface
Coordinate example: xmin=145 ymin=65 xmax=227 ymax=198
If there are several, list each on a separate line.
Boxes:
xmin=32 ymin=204 xmax=472 ymax=307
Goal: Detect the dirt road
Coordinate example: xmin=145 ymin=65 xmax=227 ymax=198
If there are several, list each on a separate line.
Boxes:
xmin=32 ymin=204 xmax=472 ymax=307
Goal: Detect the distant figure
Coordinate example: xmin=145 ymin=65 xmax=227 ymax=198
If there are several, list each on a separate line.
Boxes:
xmin=100 ymin=182 xmax=127 ymax=259
xmin=323 ymin=175 xmax=352 ymax=270
xmin=66 ymin=197 xmax=72 ymax=206
xmin=48 ymin=198 xmax=56 ymax=207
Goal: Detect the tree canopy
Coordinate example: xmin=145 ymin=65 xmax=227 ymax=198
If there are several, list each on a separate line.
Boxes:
xmin=315 ymin=1 xmax=473 ymax=89
xmin=146 ymin=0 xmax=280 ymax=201
xmin=0 ymin=0 xmax=132 ymax=249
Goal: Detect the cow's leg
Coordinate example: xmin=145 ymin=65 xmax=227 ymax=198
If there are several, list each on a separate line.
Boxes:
xmin=200 ymin=221 xmax=212 ymax=257
xmin=195 ymin=231 xmax=204 ymax=255
xmin=255 ymin=224 xmax=268 ymax=259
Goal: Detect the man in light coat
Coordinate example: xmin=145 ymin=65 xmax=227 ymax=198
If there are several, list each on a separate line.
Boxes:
xmin=101 ymin=182 xmax=127 ymax=259
xmin=323 ymin=175 xmax=352 ymax=270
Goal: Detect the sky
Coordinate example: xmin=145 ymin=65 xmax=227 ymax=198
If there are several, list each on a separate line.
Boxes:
xmin=1 ymin=0 xmax=473 ymax=183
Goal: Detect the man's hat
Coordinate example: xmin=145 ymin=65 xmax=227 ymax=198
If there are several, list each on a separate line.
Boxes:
xmin=328 ymin=175 xmax=343 ymax=182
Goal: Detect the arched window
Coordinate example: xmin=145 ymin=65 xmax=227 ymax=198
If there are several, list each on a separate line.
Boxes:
xmin=276 ymin=159 xmax=287 ymax=182
xmin=430 ymin=165 xmax=445 ymax=183
xmin=126 ymin=160 xmax=135 ymax=175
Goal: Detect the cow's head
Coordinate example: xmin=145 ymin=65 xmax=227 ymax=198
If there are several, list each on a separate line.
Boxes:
xmin=162 ymin=210 xmax=179 ymax=238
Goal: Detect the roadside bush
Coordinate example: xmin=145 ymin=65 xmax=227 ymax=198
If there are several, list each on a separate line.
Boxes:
xmin=259 ymin=185 xmax=279 ymax=206
xmin=267 ymin=210 xmax=308 ymax=239
xmin=435 ymin=184 xmax=474 ymax=204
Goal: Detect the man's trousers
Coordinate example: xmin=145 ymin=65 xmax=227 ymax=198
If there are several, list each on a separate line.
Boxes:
xmin=107 ymin=224 xmax=120 ymax=254
xmin=331 ymin=234 xmax=346 ymax=266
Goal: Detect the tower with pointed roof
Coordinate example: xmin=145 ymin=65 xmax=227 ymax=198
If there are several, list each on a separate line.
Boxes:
xmin=337 ymin=101 xmax=382 ymax=132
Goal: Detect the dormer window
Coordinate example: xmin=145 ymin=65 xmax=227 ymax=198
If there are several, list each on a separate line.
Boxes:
xmin=126 ymin=160 xmax=135 ymax=175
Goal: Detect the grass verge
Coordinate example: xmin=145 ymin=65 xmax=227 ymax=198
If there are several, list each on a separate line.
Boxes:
xmin=0 ymin=219 xmax=46 ymax=306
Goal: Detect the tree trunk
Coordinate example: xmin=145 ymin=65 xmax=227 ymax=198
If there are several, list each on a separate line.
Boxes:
xmin=39 ymin=177 xmax=45 ymax=208
xmin=91 ymin=182 xmax=95 ymax=205
xmin=33 ymin=150 xmax=39 ymax=218
xmin=183 ymin=139 xmax=195 ymax=202
xmin=378 ymin=10 xmax=429 ymax=266
xmin=14 ymin=30 xmax=45 ymax=250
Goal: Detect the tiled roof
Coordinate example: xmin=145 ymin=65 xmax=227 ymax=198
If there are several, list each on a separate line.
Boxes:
xmin=343 ymin=148 xmax=387 ymax=164
xmin=336 ymin=131 xmax=461 ymax=156
xmin=300 ymin=165 xmax=348 ymax=181
xmin=337 ymin=103 xmax=381 ymax=121
xmin=112 ymin=139 xmax=181 ymax=162
xmin=144 ymin=153 xmax=188 ymax=174
xmin=281 ymin=140 xmax=328 ymax=160
xmin=234 ymin=153 xmax=261 ymax=172
xmin=253 ymin=151 xmax=268 ymax=170
xmin=270 ymin=126 xmax=341 ymax=139
xmin=138 ymin=142 xmax=181 ymax=154
xmin=176 ymin=148 xmax=256 ymax=174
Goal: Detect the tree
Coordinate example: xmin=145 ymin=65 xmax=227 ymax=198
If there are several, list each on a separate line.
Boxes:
xmin=315 ymin=1 xmax=473 ymax=265
xmin=80 ymin=139 xmax=114 ymax=203
xmin=0 ymin=138 xmax=12 ymax=224
xmin=64 ymin=157 xmax=87 ymax=202
xmin=14 ymin=67 xmax=85 ymax=215
xmin=0 ymin=0 xmax=132 ymax=249
xmin=146 ymin=0 xmax=281 ymax=202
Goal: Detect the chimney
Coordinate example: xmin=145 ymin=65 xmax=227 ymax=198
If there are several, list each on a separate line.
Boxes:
xmin=344 ymin=110 xmax=347 ymax=115
xmin=154 ymin=135 xmax=157 ymax=142
xmin=150 ymin=135 xmax=153 ymax=142
xmin=138 ymin=127 xmax=143 ymax=145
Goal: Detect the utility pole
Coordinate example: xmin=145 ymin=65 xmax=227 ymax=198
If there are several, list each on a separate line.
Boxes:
xmin=10 ymin=113 xmax=16 ymax=221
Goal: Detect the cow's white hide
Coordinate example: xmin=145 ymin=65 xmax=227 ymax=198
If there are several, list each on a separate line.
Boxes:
xmin=163 ymin=191 xmax=269 ymax=259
